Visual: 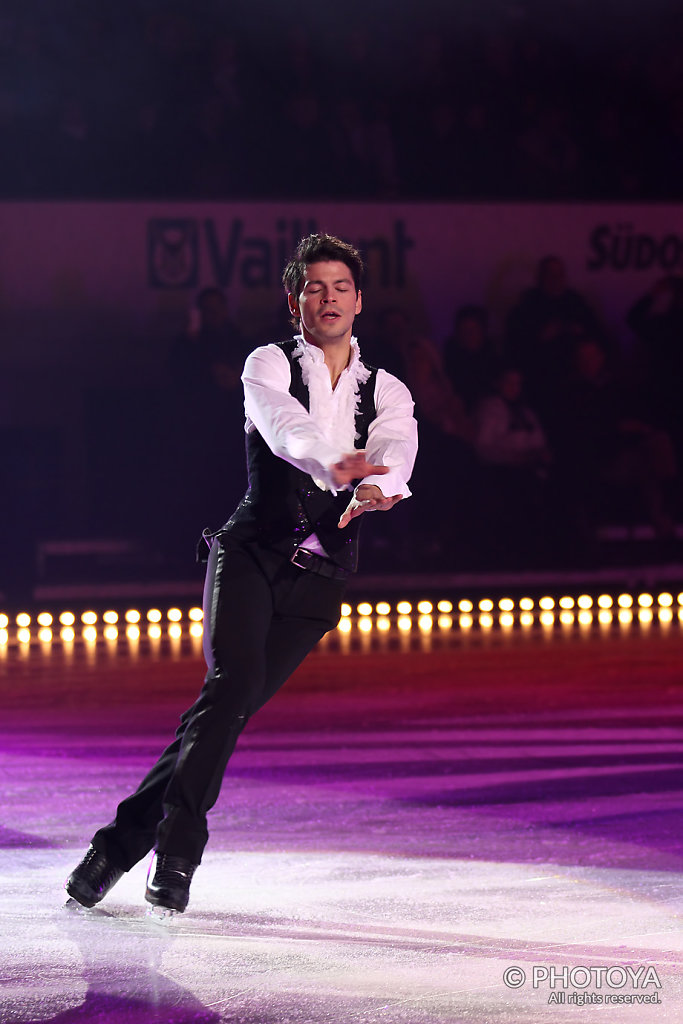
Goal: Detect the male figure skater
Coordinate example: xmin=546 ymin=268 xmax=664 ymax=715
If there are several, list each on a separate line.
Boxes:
xmin=66 ymin=233 xmax=418 ymax=914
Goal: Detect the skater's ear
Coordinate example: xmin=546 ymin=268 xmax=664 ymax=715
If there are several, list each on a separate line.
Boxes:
xmin=287 ymin=293 xmax=301 ymax=328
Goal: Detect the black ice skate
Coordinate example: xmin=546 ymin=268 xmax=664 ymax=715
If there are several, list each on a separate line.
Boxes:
xmin=65 ymin=845 xmax=124 ymax=908
xmin=145 ymin=853 xmax=197 ymax=919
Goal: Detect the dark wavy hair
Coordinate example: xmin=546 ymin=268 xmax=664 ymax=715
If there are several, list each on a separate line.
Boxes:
xmin=282 ymin=233 xmax=364 ymax=300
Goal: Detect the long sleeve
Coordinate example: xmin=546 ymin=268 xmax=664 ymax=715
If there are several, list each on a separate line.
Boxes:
xmin=242 ymin=341 xmax=418 ymax=500
xmin=242 ymin=344 xmax=344 ymax=491
xmin=361 ymin=369 xmax=418 ymax=498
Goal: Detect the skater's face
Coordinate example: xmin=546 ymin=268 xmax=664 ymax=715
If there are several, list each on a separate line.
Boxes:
xmin=288 ymin=260 xmax=362 ymax=348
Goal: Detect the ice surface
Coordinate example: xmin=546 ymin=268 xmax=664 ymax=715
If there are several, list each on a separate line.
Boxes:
xmin=0 ymin=624 xmax=682 ymax=1022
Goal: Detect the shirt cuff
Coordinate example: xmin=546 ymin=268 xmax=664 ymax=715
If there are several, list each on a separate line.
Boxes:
xmin=360 ymin=469 xmax=411 ymax=499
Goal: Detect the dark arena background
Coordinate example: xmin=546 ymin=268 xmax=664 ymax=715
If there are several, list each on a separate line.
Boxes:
xmin=1 ymin=2 xmax=682 ymax=1022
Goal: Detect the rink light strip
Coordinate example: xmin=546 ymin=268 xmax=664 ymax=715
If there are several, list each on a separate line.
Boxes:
xmin=0 ymin=592 xmax=681 ymax=646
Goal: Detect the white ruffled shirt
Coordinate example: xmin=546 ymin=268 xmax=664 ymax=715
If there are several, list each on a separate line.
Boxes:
xmin=242 ymin=336 xmax=417 ymax=556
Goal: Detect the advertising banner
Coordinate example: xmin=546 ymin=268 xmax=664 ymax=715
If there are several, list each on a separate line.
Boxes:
xmin=1 ymin=201 xmax=681 ymax=376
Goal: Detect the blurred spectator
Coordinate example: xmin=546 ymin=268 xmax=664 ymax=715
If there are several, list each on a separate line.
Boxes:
xmin=410 ymin=30 xmax=452 ymax=104
xmin=208 ymin=35 xmax=245 ymax=114
xmin=587 ymin=102 xmax=649 ymax=199
xmin=515 ymin=100 xmax=582 ymax=199
xmin=325 ymin=97 xmax=372 ymax=196
xmin=405 ymin=100 xmax=461 ymax=197
xmin=164 ymin=288 xmax=249 ymax=552
xmin=364 ymin=307 xmax=474 ymax=566
xmin=473 ymin=365 xmax=553 ymax=566
xmin=182 ymin=33 xmax=253 ymax=195
xmin=286 ymin=26 xmax=319 ymax=93
xmin=443 ymin=305 xmax=499 ymax=413
xmin=456 ymin=98 xmax=507 ymax=198
xmin=1 ymin=4 xmax=683 ymax=202
xmin=554 ymin=336 xmax=679 ymax=547
xmin=365 ymin=97 xmax=400 ymax=197
xmin=505 ymin=255 xmax=603 ymax=427
xmin=275 ymin=91 xmax=324 ymax=196
xmin=474 ymin=366 xmax=552 ymax=470
xmin=168 ymin=287 xmax=246 ymax=397
xmin=627 ymin=276 xmax=683 ymax=460
xmin=366 ymin=308 xmax=471 ymax=442
xmin=185 ymin=93 xmax=238 ymax=196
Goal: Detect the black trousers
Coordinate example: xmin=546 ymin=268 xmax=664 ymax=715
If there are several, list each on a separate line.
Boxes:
xmin=92 ymin=535 xmax=346 ymax=868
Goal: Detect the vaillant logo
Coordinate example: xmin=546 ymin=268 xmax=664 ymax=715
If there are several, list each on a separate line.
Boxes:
xmin=147 ymin=217 xmax=415 ymax=289
xmin=148 ymin=219 xmax=200 ymax=288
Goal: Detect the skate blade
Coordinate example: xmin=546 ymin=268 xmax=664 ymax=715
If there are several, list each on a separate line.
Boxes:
xmin=146 ymin=904 xmax=178 ymax=926
xmin=63 ymin=896 xmax=111 ymax=917
xmin=64 ymin=895 xmax=86 ymax=911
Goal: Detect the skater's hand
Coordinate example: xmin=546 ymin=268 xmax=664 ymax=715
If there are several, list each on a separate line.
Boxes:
xmin=330 ymin=452 xmax=389 ymax=488
xmin=338 ymin=484 xmax=403 ymax=529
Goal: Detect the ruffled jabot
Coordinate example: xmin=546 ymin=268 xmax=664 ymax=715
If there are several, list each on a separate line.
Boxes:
xmin=292 ymin=336 xmax=371 ymax=489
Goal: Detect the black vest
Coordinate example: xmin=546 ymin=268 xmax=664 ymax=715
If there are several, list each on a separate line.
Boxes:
xmin=223 ymin=339 xmax=378 ymax=572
